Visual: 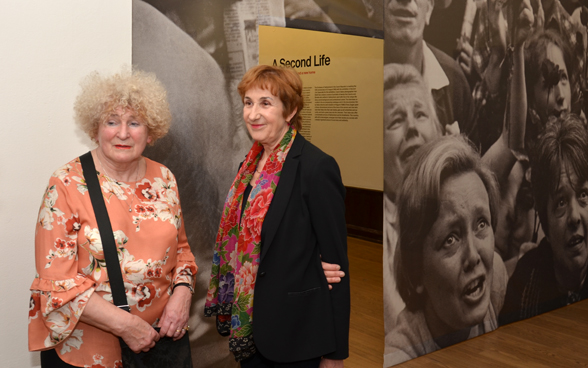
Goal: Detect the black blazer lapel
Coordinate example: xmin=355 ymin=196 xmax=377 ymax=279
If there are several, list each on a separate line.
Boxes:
xmin=260 ymin=134 xmax=306 ymax=261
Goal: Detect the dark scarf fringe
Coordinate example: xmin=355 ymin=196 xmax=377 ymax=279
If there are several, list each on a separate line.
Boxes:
xmin=230 ymin=334 xmax=256 ymax=362
xmin=203 ymin=303 xmax=232 ymax=317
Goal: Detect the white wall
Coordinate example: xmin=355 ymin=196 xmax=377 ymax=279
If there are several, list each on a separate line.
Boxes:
xmin=0 ymin=2 xmax=131 ymax=366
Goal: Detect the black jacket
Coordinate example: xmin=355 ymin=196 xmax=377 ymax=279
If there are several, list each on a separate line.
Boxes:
xmin=252 ymin=134 xmax=350 ymax=362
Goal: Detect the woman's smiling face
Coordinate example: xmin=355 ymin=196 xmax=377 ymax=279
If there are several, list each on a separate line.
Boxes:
xmin=420 ymin=171 xmax=495 ymax=336
xmin=96 ymin=106 xmax=151 ymax=165
xmin=243 ymin=87 xmax=296 ymax=151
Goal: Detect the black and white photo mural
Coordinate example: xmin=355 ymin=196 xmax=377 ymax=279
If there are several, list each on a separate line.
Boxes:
xmin=383 ymin=0 xmax=588 ymax=366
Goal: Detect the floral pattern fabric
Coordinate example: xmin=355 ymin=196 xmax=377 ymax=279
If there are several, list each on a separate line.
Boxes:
xmin=29 ymin=156 xmax=197 ymax=368
xmin=205 ymin=128 xmax=297 ymax=361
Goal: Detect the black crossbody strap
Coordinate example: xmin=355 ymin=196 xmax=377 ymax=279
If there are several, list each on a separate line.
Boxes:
xmin=80 ymin=152 xmax=130 ymax=312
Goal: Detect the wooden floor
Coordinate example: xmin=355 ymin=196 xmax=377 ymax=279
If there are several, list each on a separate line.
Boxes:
xmin=345 ymin=237 xmax=588 ymax=368
xmin=347 ymin=236 xmax=385 ymax=367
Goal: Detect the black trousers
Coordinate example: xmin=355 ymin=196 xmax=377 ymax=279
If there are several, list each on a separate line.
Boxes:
xmin=41 ymin=349 xmax=81 ymax=368
xmin=240 ymin=350 xmax=321 ymax=368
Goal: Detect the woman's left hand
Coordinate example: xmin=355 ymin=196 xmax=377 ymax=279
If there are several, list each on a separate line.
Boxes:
xmin=158 ymin=285 xmax=192 ymax=341
xmin=319 ymin=358 xmax=344 ymax=368
xmin=322 ymin=261 xmax=345 ymax=290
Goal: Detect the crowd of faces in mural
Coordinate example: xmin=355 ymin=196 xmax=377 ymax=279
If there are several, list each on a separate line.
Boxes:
xmin=382 ymin=0 xmax=588 ymax=365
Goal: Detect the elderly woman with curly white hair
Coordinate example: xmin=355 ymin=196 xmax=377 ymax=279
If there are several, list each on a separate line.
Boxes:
xmin=28 ymin=68 xmax=197 ymax=368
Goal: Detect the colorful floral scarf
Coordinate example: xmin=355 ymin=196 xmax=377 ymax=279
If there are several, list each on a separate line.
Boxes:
xmin=205 ymin=127 xmax=297 ymax=361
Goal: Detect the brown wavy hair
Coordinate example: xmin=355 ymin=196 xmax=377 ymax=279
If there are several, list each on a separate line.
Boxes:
xmin=237 ymin=65 xmax=304 ymax=131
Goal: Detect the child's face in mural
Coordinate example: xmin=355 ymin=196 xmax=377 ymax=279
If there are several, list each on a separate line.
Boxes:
xmin=420 ymin=172 xmax=494 ymax=335
xmin=532 ymin=42 xmax=571 ymax=123
xmin=546 ymin=169 xmax=588 ymax=289
xmin=385 ymin=0 xmax=433 ymax=46
xmin=384 ymin=83 xmax=439 ymax=196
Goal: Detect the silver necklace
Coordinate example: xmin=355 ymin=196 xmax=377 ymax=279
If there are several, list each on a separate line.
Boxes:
xmin=96 ymin=153 xmax=140 ymax=212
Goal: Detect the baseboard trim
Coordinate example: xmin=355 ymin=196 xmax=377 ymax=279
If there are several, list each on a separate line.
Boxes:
xmin=344 ymin=186 xmax=383 ymax=244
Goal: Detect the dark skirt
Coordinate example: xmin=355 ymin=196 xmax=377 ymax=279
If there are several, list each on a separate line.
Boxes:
xmin=41 ymin=349 xmax=81 ymax=368
xmin=240 ymin=350 xmax=321 ymax=368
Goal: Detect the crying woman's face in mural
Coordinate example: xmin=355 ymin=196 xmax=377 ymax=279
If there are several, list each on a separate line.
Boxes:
xmin=384 ymin=83 xmax=440 ymax=196
xmin=420 ymin=171 xmax=495 ymax=336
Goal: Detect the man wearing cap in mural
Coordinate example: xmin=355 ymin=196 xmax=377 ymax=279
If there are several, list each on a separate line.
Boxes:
xmin=384 ymin=0 xmax=477 ymax=146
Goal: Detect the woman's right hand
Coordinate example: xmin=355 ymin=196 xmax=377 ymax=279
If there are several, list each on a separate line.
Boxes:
xmin=80 ymin=294 xmax=160 ymax=353
xmin=118 ymin=314 xmax=160 ymax=353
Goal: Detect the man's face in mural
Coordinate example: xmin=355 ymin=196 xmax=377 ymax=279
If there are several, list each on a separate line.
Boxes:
xmin=384 ymin=83 xmax=440 ymax=196
xmin=420 ymin=172 xmax=495 ymax=335
xmin=385 ymin=0 xmax=433 ymax=46
xmin=532 ymin=42 xmax=571 ymax=123
xmin=546 ymin=169 xmax=588 ymax=290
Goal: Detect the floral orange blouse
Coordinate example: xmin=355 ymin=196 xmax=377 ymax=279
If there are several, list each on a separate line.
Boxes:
xmin=28 ymin=156 xmax=197 ymax=368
